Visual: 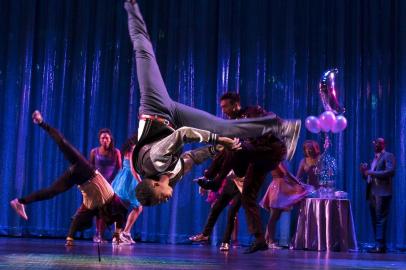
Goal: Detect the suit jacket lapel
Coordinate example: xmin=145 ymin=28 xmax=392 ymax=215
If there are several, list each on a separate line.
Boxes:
xmin=373 ymin=152 xmax=385 ymax=171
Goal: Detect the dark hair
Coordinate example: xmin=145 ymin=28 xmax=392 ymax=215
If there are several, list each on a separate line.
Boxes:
xmin=121 ymin=133 xmax=138 ymax=155
xmin=220 ymin=92 xmax=240 ymax=104
xmin=135 ymin=180 xmax=159 ymax=206
xmin=303 ymin=140 xmax=321 ymax=157
xmin=98 ymin=128 xmax=115 ymax=155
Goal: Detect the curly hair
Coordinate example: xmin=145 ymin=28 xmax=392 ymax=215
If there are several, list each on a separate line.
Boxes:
xmin=135 ymin=179 xmax=159 ymax=206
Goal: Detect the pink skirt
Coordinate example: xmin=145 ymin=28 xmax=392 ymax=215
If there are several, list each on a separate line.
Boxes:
xmin=260 ymin=178 xmax=313 ymax=211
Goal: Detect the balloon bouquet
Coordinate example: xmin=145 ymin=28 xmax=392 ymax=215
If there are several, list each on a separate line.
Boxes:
xmin=305 ymin=69 xmax=347 ymax=198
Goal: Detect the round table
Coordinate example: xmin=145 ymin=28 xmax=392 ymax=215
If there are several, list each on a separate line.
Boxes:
xmin=291 ymin=198 xmax=358 ymax=251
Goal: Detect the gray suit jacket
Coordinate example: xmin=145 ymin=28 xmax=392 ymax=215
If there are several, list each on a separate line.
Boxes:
xmin=365 ymin=151 xmax=396 ymax=197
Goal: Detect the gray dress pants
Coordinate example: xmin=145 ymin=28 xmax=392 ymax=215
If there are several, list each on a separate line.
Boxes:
xmin=125 ymin=2 xmax=285 ymax=139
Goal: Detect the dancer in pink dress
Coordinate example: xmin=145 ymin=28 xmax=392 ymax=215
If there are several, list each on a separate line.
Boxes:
xmin=260 ymin=162 xmax=313 ymax=248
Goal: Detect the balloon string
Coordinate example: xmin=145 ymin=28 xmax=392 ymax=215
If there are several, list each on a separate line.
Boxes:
xmin=323 ymin=133 xmax=331 ymax=151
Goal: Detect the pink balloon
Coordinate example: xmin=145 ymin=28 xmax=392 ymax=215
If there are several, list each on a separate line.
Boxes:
xmin=331 ymin=115 xmax=347 ymax=133
xmin=319 ymin=111 xmax=336 ymax=132
xmin=305 ymin=116 xmax=321 ymax=134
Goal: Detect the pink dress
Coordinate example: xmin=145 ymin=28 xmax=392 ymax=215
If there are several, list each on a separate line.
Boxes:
xmin=260 ymin=167 xmax=313 ymax=211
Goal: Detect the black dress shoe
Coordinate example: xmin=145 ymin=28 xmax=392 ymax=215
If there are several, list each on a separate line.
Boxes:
xmin=243 ymin=241 xmax=268 ymax=254
xmin=367 ymin=247 xmax=387 ymax=253
xmin=195 ymin=177 xmax=216 ymax=190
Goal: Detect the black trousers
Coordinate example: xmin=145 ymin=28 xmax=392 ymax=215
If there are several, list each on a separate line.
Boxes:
xmin=368 ymin=194 xmax=391 ymax=247
xmin=20 ymin=122 xmax=94 ymax=204
xmin=241 ymin=165 xmax=269 ymax=242
xmin=202 ymin=180 xmax=241 ymax=243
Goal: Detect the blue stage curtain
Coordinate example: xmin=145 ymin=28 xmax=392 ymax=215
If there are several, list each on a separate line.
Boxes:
xmin=1 ymin=0 xmax=405 ymax=248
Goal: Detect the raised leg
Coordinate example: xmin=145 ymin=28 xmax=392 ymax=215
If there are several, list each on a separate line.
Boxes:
xmin=125 ymin=2 xmax=174 ymax=119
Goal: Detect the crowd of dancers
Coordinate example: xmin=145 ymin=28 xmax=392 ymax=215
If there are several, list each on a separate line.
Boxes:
xmin=10 ymin=0 xmax=396 ymax=255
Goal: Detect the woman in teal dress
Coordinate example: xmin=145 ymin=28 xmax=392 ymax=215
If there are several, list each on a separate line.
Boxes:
xmin=112 ymin=138 xmax=143 ymax=244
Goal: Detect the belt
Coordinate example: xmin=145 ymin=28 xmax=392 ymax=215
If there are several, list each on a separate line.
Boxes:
xmin=139 ymin=114 xmax=175 ymax=129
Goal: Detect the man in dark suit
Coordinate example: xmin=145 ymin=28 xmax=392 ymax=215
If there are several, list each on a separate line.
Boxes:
xmin=360 ymin=137 xmax=396 ymax=253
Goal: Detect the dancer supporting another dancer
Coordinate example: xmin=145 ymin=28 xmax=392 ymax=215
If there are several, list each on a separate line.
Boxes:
xmin=194 ymin=132 xmax=287 ymax=253
xmin=259 ymin=162 xmax=313 ymax=248
xmin=193 ymin=94 xmax=300 ymax=253
xmin=189 ymin=92 xmax=270 ymax=251
xmin=124 ymin=0 xmax=301 ymax=207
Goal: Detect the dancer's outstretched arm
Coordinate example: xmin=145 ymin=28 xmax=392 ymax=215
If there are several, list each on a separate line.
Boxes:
xmin=181 ymin=145 xmax=224 ymax=175
xmin=150 ymin=126 xmax=239 ymax=173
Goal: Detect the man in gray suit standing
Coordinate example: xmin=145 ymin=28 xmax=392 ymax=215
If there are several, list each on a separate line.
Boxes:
xmin=360 ymin=138 xmax=396 ymax=253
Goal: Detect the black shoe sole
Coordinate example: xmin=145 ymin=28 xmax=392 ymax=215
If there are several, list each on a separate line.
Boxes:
xmin=243 ymin=244 xmax=268 ymax=254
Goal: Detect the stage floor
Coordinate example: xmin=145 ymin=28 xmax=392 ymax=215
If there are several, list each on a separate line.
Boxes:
xmin=1 ymin=237 xmax=406 ymax=270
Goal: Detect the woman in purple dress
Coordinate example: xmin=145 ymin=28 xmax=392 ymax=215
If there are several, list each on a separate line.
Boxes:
xmin=90 ymin=129 xmax=122 ymax=184
xmin=89 ymin=128 xmax=122 ymax=242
